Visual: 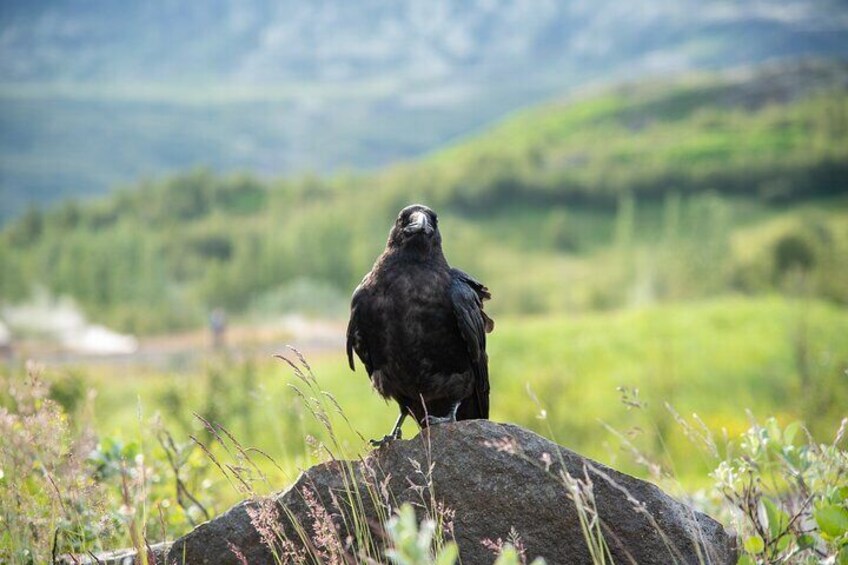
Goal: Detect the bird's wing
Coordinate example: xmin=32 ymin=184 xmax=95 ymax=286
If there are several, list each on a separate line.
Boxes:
xmin=449 ymin=269 xmax=493 ymax=418
xmin=346 ymin=282 xmax=374 ymax=375
xmin=451 ymin=268 xmax=494 ymax=331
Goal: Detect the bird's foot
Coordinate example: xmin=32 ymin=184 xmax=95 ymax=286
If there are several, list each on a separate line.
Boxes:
xmin=423 ymin=401 xmax=461 ymax=427
xmin=369 ymin=430 xmax=402 ymax=447
xmin=423 ymin=414 xmax=456 ymax=427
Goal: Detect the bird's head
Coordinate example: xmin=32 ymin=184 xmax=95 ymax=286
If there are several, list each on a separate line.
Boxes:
xmin=387 ymin=204 xmax=442 ymax=254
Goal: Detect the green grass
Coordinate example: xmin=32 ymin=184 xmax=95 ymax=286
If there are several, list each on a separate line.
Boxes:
xmin=491 ymin=297 xmax=847 ymax=473
xmin=39 ymin=295 xmax=846 ymax=507
xmin=3 ymin=295 xmax=847 ymax=561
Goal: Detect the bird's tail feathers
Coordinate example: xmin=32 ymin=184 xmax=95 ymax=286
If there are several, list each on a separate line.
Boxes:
xmin=456 ymin=389 xmax=489 ymax=420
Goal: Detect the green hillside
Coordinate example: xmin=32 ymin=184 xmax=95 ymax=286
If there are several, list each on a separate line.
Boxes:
xmin=2 ymin=64 xmax=847 ymax=333
xmin=393 ymin=63 xmax=848 ymax=210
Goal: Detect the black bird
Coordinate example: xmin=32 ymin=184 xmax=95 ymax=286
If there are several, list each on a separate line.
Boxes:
xmin=346 ymin=204 xmax=494 ymax=446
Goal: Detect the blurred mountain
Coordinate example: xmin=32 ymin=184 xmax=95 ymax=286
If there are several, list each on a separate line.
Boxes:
xmin=1 ymin=0 xmax=847 ymax=220
xmin=2 ymin=60 xmax=846 ymax=333
xmin=4 ymin=0 xmax=848 ymax=84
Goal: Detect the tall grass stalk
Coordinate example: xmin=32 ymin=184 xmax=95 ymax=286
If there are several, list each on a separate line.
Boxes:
xmin=191 ymin=347 xmax=458 ymax=564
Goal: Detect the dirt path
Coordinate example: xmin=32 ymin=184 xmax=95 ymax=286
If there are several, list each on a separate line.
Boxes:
xmin=8 ymin=317 xmax=346 ymax=370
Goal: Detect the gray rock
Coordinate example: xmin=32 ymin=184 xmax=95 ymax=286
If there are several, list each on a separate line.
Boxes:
xmin=167 ymin=420 xmax=737 ymax=564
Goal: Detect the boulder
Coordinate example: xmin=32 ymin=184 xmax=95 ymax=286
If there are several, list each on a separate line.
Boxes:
xmin=167 ymin=420 xmax=736 ymax=564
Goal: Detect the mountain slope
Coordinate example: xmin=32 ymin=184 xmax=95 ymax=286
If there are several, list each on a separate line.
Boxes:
xmin=2 ymin=61 xmax=846 ymax=333
xmin=414 ymin=59 xmax=848 ymax=208
xmin=2 ymin=0 xmax=848 ymax=220
xmin=3 ymin=0 xmax=847 ymax=84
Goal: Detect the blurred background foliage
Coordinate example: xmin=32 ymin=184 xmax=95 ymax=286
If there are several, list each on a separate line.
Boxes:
xmin=2 ymin=62 xmax=847 ymax=332
xmin=1 ymin=60 xmax=845 ymax=480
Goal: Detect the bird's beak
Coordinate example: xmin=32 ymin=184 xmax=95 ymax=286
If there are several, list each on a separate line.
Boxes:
xmin=404 ymin=211 xmax=433 ymax=235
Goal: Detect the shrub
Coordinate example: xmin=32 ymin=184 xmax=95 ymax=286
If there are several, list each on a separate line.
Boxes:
xmin=0 ymin=364 xmax=217 ymax=563
xmin=713 ymin=417 xmax=848 ymax=564
xmin=0 ymin=365 xmax=107 ymax=563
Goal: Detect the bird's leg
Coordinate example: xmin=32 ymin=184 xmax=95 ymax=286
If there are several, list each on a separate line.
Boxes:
xmin=423 ymin=401 xmax=461 ymax=427
xmin=370 ymin=410 xmax=407 ymax=447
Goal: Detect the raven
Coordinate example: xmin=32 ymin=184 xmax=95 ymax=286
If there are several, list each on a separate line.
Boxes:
xmin=346 ymin=204 xmax=494 ymax=446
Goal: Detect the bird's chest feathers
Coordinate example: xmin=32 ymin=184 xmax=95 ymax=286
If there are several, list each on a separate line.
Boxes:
xmin=377 ymin=263 xmax=449 ymax=315
xmin=363 ymin=258 xmax=472 ymax=401
xmin=369 ymin=262 xmax=454 ymax=357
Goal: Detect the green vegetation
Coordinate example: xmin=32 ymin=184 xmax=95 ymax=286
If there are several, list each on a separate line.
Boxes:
xmin=38 ymin=296 xmax=842 ymax=483
xmin=1 ymin=64 xmax=847 ymax=563
xmin=2 ymin=302 xmax=846 ymax=562
xmin=714 ymin=417 xmax=848 ymax=564
xmin=424 ymin=81 xmax=848 ymax=207
xmin=2 ymin=69 xmax=847 ymax=333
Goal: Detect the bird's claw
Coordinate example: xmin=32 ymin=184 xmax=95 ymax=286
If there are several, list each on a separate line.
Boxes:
xmin=369 ymin=431 xmax=402 ymax=447
xmin=423 ymin=402 xmax=461 ymax=427
xmin=423 ymin=414 xmax=456 ymax=427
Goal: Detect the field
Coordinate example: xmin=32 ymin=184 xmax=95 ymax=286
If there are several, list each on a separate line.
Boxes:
xmin=63 ymin=295 xmax=848 ymax=484
xmin=3 ymin=293 xmax=844 ymax=556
